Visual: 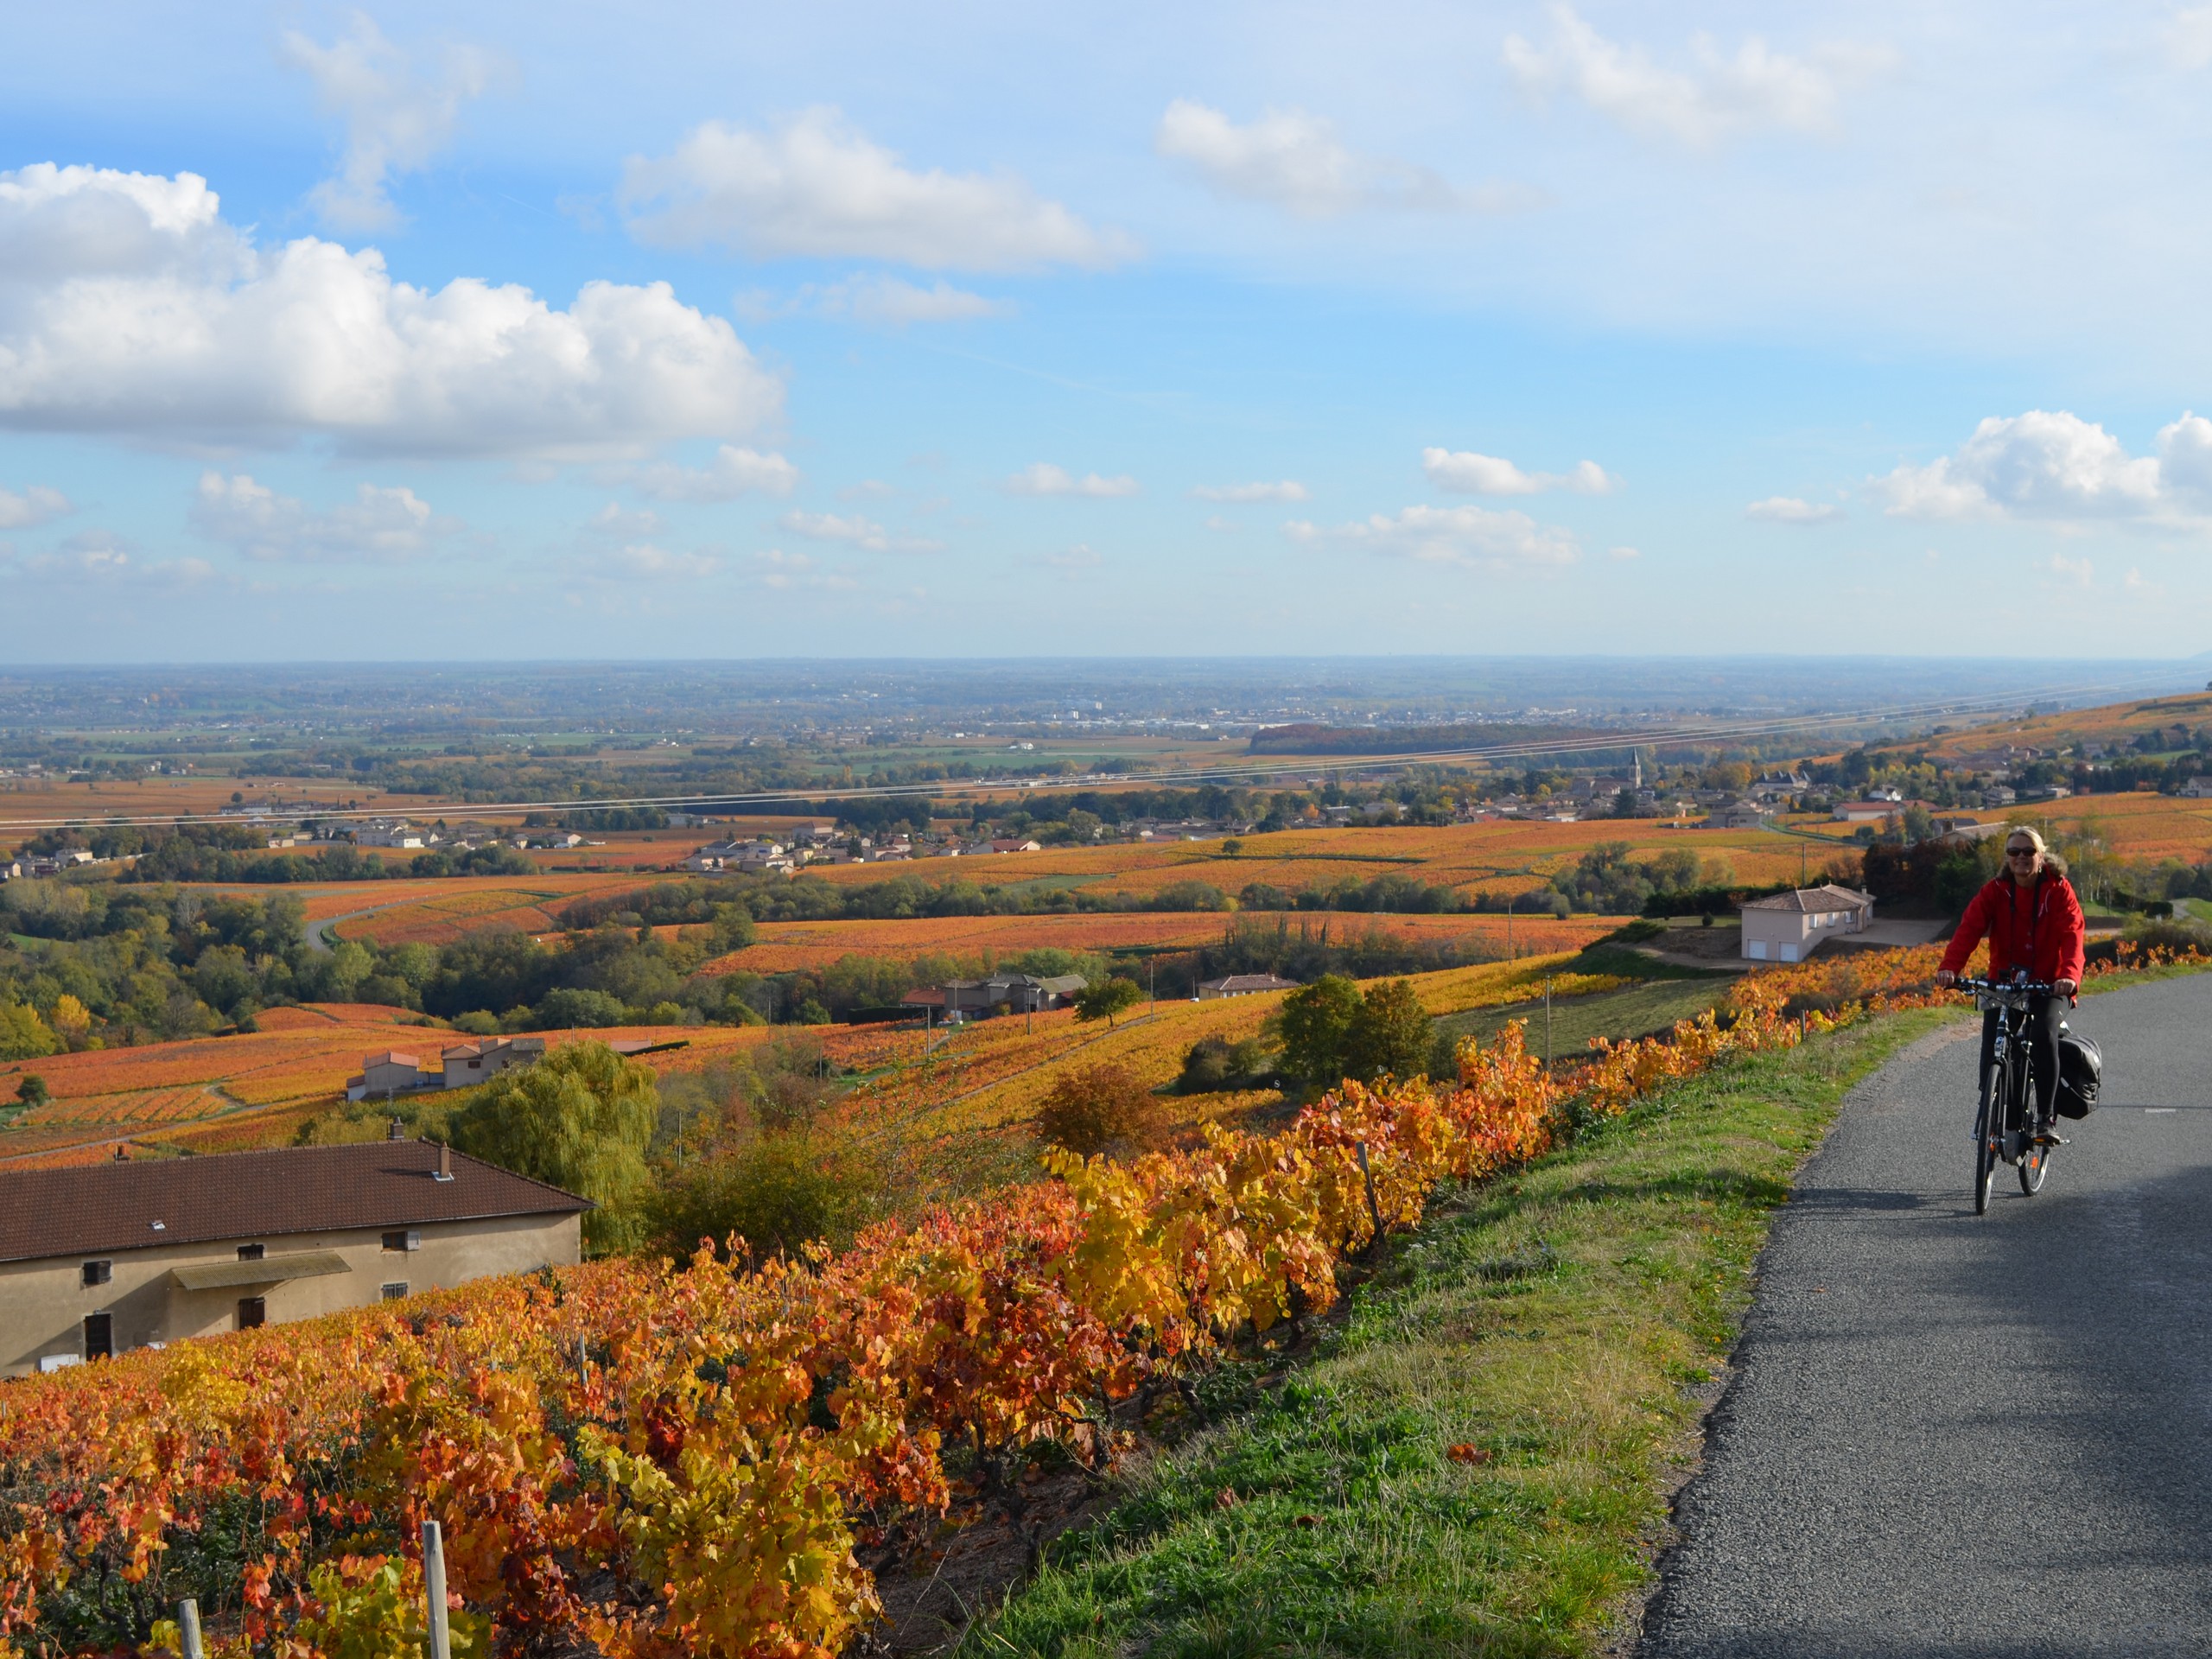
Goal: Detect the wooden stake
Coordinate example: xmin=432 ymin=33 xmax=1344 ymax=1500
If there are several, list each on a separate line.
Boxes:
xmin=423 ymin=1518 xmax=452 ymax=1659
xmin=177 ymin=1599 xmax=204 ymax=1659
xmin=1354 ymin=1140 xmax=1385 ymax=1252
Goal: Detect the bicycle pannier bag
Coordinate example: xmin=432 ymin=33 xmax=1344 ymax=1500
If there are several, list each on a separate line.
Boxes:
xmin=2056 ymin=1029 xmax=2102 ymax=1119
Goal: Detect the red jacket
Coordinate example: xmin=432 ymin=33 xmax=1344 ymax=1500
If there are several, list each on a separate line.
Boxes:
xmin=1939 ymin=871 xmax=2085 ymax=986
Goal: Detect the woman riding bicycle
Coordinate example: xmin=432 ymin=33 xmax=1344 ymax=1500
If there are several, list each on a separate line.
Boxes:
xmin=1934 ymin=826 xmax=2085 ymax=1137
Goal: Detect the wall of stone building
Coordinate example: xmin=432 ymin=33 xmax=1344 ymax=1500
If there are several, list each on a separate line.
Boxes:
xmin=1 ymin=1210 xmax=582 ymax=1378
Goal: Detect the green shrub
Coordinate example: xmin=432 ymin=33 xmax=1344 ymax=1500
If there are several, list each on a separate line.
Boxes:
xmin=643 ymin=1132 xmax=885 ymax=1259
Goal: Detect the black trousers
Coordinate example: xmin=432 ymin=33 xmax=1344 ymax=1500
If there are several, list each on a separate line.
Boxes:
xmin=1980 ymin=997 xmax=2061 ymax=1123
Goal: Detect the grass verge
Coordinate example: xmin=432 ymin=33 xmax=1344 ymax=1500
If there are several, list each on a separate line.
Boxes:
xmin=1436 ymin=977 xmax=1733 ymax=1063
xmin=964 ymin=1005 xmax=1957 ymax=1659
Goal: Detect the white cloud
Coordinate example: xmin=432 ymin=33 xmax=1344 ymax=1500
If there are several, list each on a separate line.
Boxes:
xmin=281 ymin=14 xmax=500 ymax=230
xmin=0 ymin=163 xmax=780 ymax=458
xmin=1872 ymin=410 xmax=2212 ymax=525
xmin=621 ymin=445 xmax=798 ymax=502
xmin=190 ymin=471 xmax=448 ymax=562
xmin=1154 ymin=100 xmax=1471 ymax=216
xmin=603 ymin=543 xmax=721 ymax=580
xmin=840 ymin=480 xmax=896 ymax=500
xmin=1502 ymin=3 xmax=1891 ymax=148
xmin=621 ymin=108 xmax=1135 ymax=271
xmin=0 ymin=483 xmax=69 ymax=529
xmin=1422 ymin=447 xmax=1614 ymax=495
xmin=22 ymin=530 xmax=213 ymax=586
xmin=1046 ymin=543 xmax=1103 ymax=569
xmin=587 ymin=501 xmax=664 ymax=539
xmin=753 ymin=547 xmax=855 ymax=591
xmin=1286 ymin=504 xmax=1580 ymax=569
xmin=1192 ymin=480 xmax=1308 ymax=502
xmin=2044 ymin=553 xmax=2094 ymax=586
xmin=1609 ymin=544 xmax=1642 ymax=559
xmin=815 ymin=274 xmax=1008 ymax=325
xmin=1005 ymin=462 xmax=1140 ymax=498
xmin=777 ymin=509 xmax=941 ymax=552
xmin=2171 ymin=6 xmax=2212 ymax=70
xmin=1745 ymin=495 xmax=1845 ymax=524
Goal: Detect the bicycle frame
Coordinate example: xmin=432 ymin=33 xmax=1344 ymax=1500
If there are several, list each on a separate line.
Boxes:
xmin=1953 ymin=976 xmax=2057 ymax=1212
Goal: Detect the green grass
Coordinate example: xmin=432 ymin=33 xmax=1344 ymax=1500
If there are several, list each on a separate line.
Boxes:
xmin=1436 ymin=978 xmax=1733 ymax=1064
xmin=966 ymin=1007 xmax=1955 ymax=1659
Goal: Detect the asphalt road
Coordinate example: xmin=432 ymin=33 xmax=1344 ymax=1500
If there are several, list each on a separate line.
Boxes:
xmin=1640 ymin=976 xmax=2212 ymax=1657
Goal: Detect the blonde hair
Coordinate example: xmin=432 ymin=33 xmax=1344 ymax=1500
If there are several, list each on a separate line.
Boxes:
xmin=2003 ymin=823 xmax=2069 ymax=878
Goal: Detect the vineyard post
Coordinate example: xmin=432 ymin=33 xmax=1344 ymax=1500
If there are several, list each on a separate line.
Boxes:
xmin=1354 ymin=1140 xmax=1385 ymax=1254
xmin=177 ymin=1599 xmax=203 ymax=1659
xmin=423 ymin=1518 xmax=452 ymax=1659
xmin=1544 ymin=977 xmax=1552 ymax=1067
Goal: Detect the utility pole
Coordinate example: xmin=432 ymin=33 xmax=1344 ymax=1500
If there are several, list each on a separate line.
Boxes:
xmin=1544 ymin=976 xmax=1553 ymax=1068
xmin=1801 ymin=842 xmax=1807 ymax=887
xmin=1505 ymin=889 xmax=1516 ymax=961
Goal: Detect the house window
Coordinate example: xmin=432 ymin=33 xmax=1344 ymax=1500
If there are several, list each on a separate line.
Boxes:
xmin=237 ymin=1298 xmax=266 ymax=1330
xmin=381 ymin=1230 xmax=419 ymax=1253
xmin=237 ymin=1243 xmax=265 ymax=1262
xmin=83 ymin=1313 xmax=112 ymax=1359
xmin=381 ymin=1282 xmax=409 ymax=1300
xmin=80 ymin=1260 xmax=111 ymax=1287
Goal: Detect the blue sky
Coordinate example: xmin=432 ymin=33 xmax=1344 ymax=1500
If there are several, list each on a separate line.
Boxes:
xmin=3 ymin=1 xmax=2211 ymax=660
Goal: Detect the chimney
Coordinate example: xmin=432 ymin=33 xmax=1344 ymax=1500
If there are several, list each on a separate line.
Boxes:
xmin=435 ymin=1142 xmax=454 ymax=1183
xmin=388 ymin=1116 xmax=404 ymax=1141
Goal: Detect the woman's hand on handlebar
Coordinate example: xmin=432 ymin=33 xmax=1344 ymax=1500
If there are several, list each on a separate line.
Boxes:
xmin=2056 ymin=977 xmax=2078 ymax=997
xmin=1936 ymin=968 xmax=1958 ymax=988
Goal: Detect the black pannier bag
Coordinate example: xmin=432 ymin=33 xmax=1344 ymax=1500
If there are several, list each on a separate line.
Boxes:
xmin=2056 ymin=1028 xmax=2102 ymax=1119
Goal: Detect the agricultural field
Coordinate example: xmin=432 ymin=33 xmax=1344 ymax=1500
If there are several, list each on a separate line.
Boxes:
xmin=315 ymin=873 xmax=666 ymax=944
xmin=0 ymin=1003 xmax=768 ymax=1168
xmin=726 ymin=908 xmax=1617 ymax=971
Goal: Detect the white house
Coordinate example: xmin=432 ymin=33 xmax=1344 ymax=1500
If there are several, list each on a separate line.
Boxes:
xmin=1740 ymin=886 xmax=1875 ymax=963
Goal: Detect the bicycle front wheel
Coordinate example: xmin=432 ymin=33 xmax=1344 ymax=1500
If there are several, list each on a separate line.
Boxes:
xmin=1974 ymin=1071 xmax=2001 ymax=1215
xmin=2019 ymin=1134 xmax=2052 ymax=1195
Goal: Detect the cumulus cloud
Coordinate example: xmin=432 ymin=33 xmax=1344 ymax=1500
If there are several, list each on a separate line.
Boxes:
xmin=1422 ymin=447 xmax=1614 ymax=495
xmin=586 ymin=502 xmax=664 ymax=539
xmin=1191 ymin=480 xmax=1308 ymax=502
xmin=620 ymin=445 xmax=798 ymax=502
xmin=1745 ymin=495 xmax=1845 ymax=524
xmin=1046 ymin=543 xmax=1103 ymax=570
xmin=2044 ymin=553 xmax=2094 ymax=586
xmin=752 ymin=547 xmax=855 ymax=591
xmin=1005 ymin=462 xmax=1140 ymax=498
xmin=1872 ymin=410 xmax=2212 ymax=526
xmin=1609 ymin=544 xmax=1642 ymax=559
xmin=1154 ymin=100 xmax=1485 ymax=216
xmin=0 ymin=483 xmax=69 ymax=528
xmin=190 ymin=471 xmax=450 ymax=562
xmin=1503 ymin=3 xmax=1892 ymax=148
xmin=777 ymin=509 xmax=941 ymax=552
xmin=0 ymin=163 xmax=780 ymax=458
xmin=1286 ymin=504 xmax=1580 ymax=569
xmin=281 ymin=14 xmax=501 ymax=230
xmin=621 ymin=108 xmax=1135 ymax=270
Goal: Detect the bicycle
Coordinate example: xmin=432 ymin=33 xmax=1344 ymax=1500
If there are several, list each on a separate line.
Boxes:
xmin=1954 ymin=976 xmax=2069 ymax=1214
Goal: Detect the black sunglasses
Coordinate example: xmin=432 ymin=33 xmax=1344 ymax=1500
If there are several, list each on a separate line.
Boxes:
xmin=2005 ymin=846 xmax=2038 ymax=858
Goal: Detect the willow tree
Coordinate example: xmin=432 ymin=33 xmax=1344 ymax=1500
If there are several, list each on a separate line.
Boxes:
xmin=451 ymin=1041 xmax=658 ymax=1252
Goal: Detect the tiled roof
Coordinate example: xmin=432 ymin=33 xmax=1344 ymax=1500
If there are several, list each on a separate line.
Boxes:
xmin=0 ymin=1141 xmax=589 ymax=1265
xmin=1202 ymin=974 xmax=1300 ymax=993
xmin=1741 ymin=884 xmax=1874 ymax=915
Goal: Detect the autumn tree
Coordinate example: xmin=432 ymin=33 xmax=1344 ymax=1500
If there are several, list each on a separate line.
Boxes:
xmin=1035 ymin=1062 xmax=1168 ymax=1158
xmin=1074 ymin=976 xmax=1143 ymax=1027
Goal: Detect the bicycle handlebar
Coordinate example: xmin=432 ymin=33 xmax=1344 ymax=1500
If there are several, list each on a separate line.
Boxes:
xmin=1950 ymin=976 xmax=2059 ymax=995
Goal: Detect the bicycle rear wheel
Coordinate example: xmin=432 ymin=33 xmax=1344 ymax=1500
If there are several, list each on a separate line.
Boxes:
xmin=1974 ymin=1071 xmax=2001 ymax=1215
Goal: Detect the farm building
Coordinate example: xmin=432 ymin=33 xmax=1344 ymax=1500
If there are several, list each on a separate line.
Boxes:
xmin=1741 ymin=886 xmax=1875 ymax=962
xmin=1198 ymin=974 xmax=1302 ymax=999
xmin=0 ymin=1140 xmax=588 ymax=1377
